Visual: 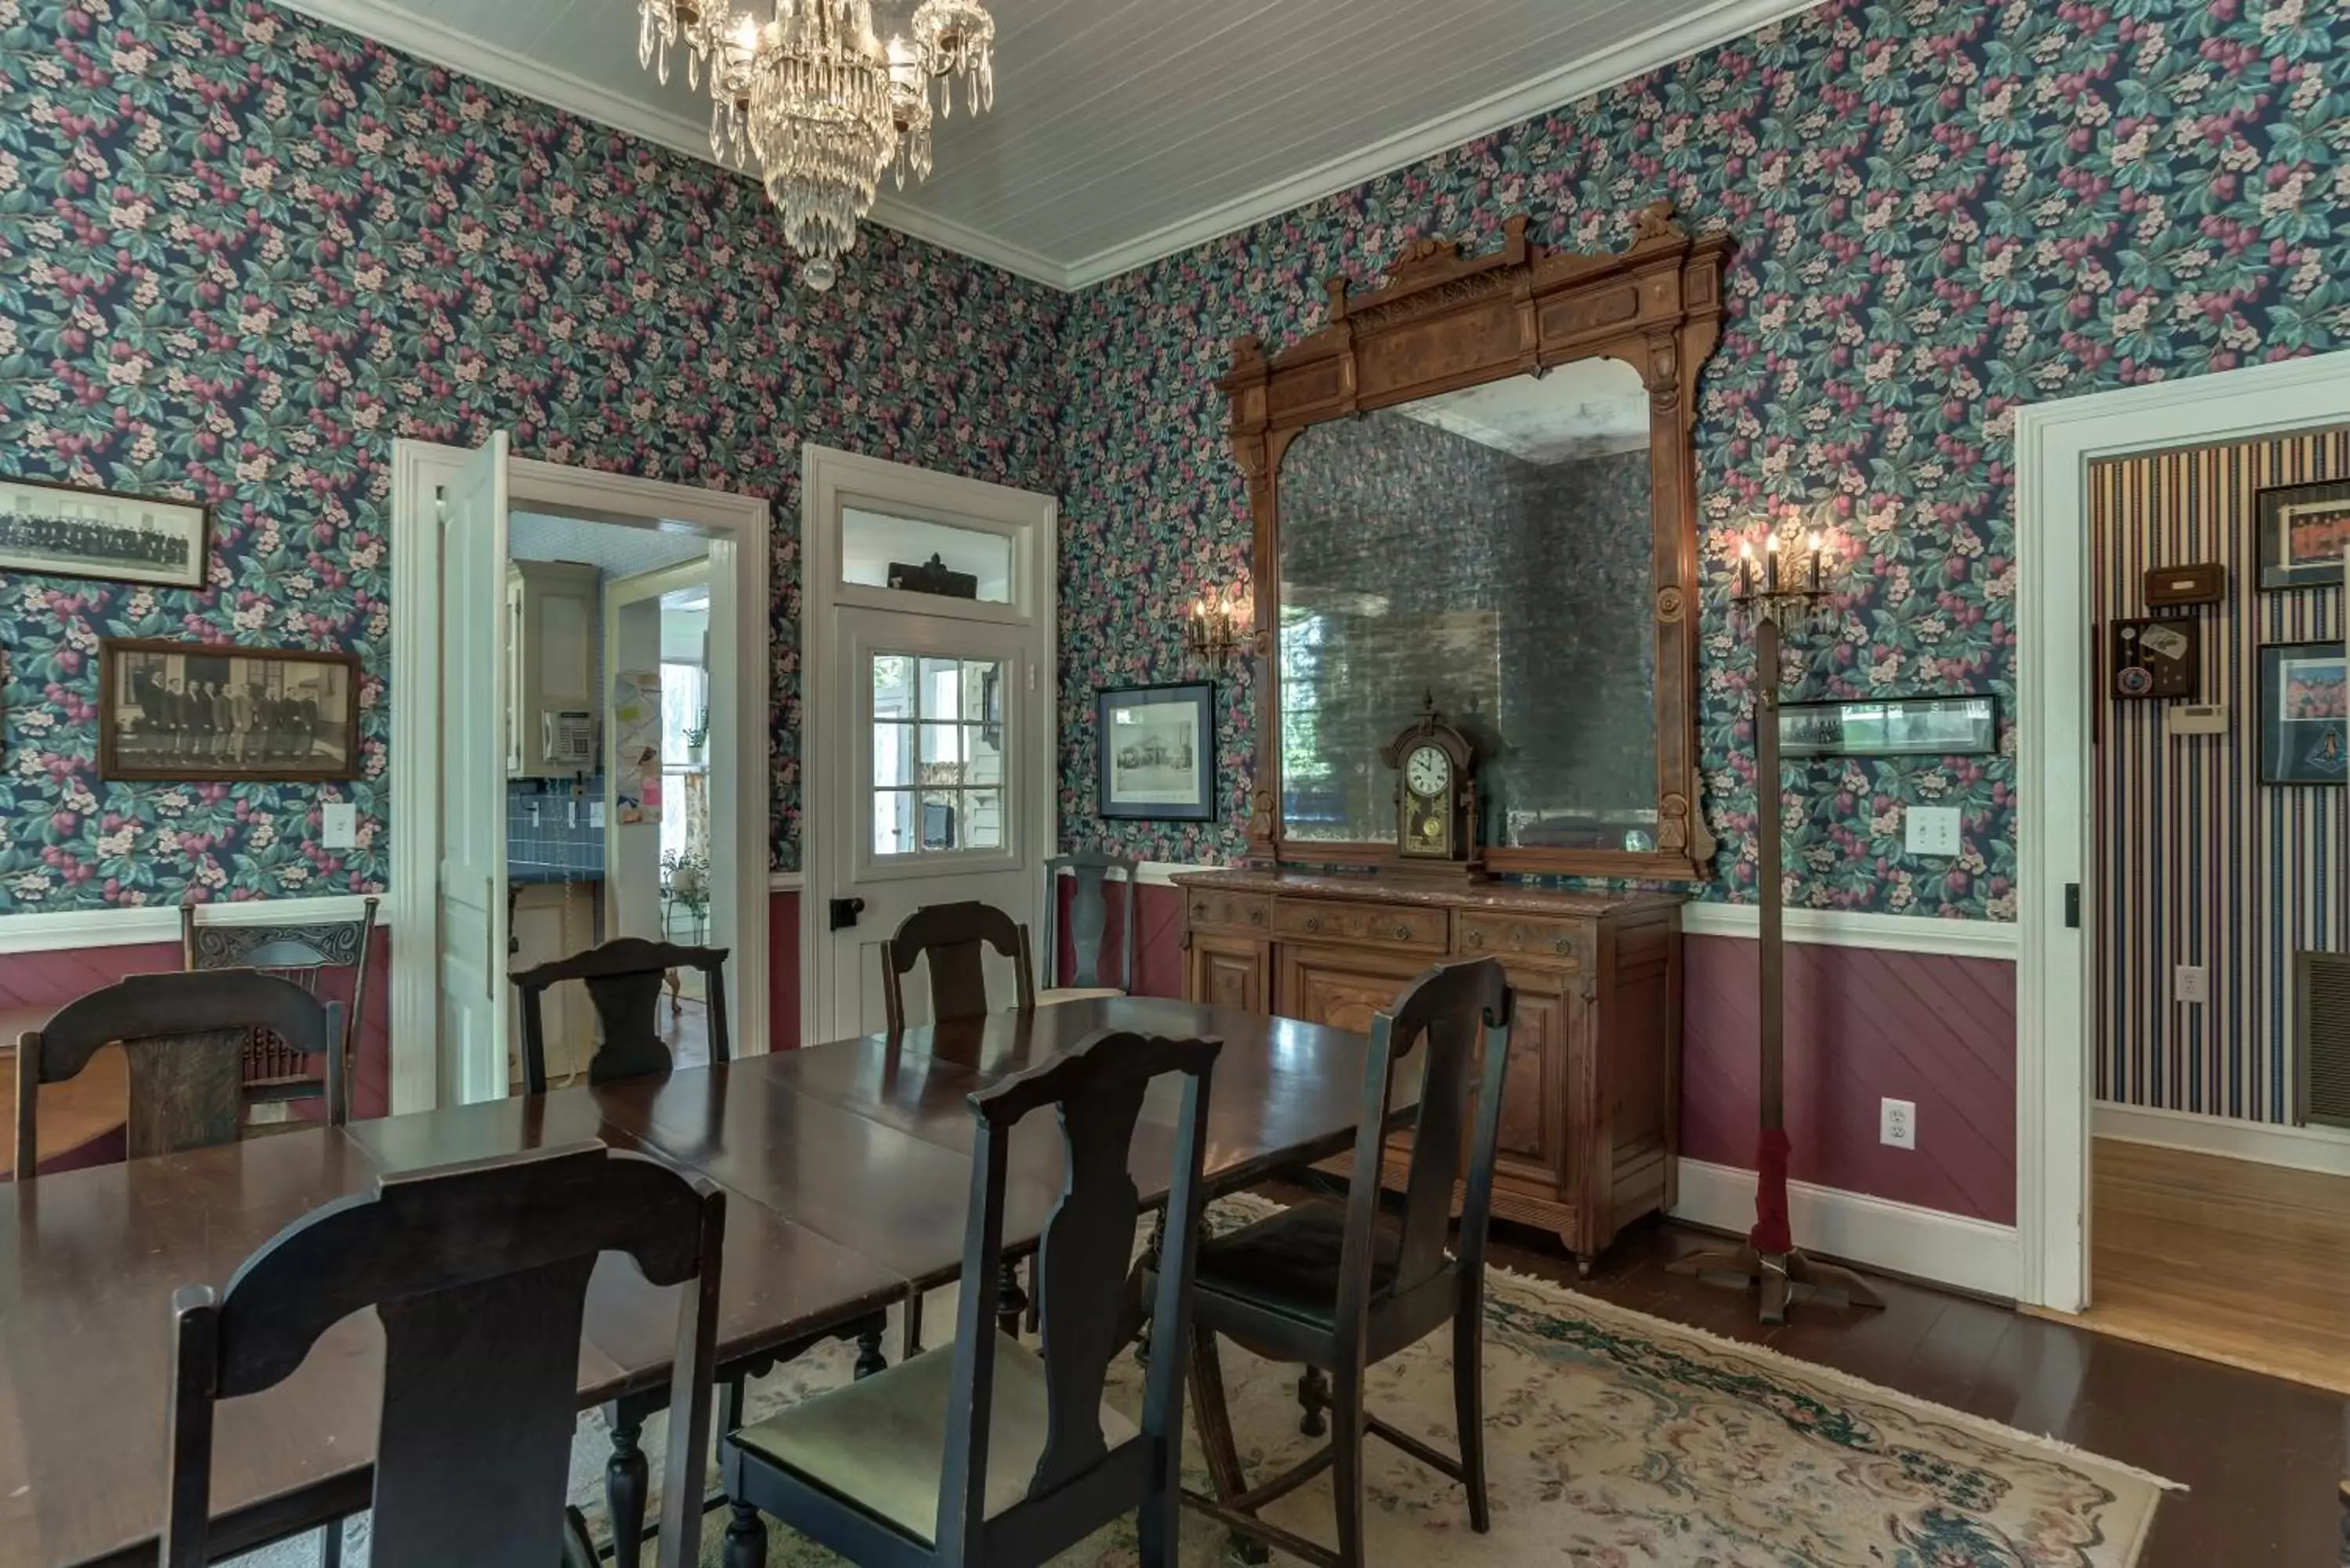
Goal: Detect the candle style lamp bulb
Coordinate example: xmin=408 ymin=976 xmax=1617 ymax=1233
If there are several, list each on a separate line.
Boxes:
xmin=1764 ymin=532 xmax=1780 ymax=594
xmin=1738 ymin=539 xmax=1754 ymax=597
xmin=1807 ymin=529 xmax=1823 ymax=591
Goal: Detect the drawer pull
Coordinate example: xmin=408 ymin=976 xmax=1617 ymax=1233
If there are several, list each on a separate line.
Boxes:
xmin=1552 ymin=937 xmax=1571 ymax=956
xmin=1249 ymin=908 xmax=1264 ymax=924
xmin=1465 ymin=929 xmax=1485 ymax=948
xmin=1394 ymin=923 xmax=1412 ymax=940
xmin=1303 ymin=915 xmax=1321 ymax=932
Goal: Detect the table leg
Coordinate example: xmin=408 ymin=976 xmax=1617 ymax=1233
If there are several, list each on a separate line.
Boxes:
xmin=996 ymin=1259 xmax=1029 ymax=1339
xmin=853 ymin=1321 xmax=888 ymax=1379
xmin=1126 ymin=1204 xmax=1170 ymax=1365
xmin=603 ymin=1401 xmax=649 ymax=1568
xmin=721 ymin=1501 xmax=768 ymax=1568
xmin=1297 ymin=1367 xmax=1330 ymax=1437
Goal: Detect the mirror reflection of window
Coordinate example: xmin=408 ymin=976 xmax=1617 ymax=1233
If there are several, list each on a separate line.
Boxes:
xmin=1277 ymin=356 xmax=1659 ymax=851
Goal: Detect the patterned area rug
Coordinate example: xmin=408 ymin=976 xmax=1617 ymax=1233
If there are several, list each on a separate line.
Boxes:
xmin=240 ymin=1196 xmax=2171 ymax=1566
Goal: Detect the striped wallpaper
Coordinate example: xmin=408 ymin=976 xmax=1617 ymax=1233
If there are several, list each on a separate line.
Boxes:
xmin=2092 ymin=430 xmax=2348 ymax=1125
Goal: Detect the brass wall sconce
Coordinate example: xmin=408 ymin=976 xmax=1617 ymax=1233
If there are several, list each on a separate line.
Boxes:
xmin=1184 ymin=586 xmax=1250 ymax=674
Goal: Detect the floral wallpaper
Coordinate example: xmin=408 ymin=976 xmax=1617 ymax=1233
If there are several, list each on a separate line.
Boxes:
xmin=0 ymin=0 xmax=1063 ymax=910
xmin=1054 ymin=0 xmax=2348 ymax=919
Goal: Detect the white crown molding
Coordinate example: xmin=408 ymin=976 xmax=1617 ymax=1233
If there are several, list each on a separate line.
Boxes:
xmin=1679 ymin=903 xmax=2020 ymax=962
xmin=2095 ymin=1102 xmax=2350 ymax=1180
xmin=1058 ymin=0 xmax=1833 ymax=288
xmin=261 ymin=0 xmax=1069 ymax=288
xmin=1671 ymin=1158 xmax=2019 ymax=1301
xmin=263 ymin=0 xmax=1829 ymax=294
xmin=0 ymin=894 xmax=389 ymax=956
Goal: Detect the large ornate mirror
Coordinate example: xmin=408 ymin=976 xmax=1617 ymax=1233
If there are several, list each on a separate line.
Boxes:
xmin=1224 ymin=208 xmax=1730 ymax=881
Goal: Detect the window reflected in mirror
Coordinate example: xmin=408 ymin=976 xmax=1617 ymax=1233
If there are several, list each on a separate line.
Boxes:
xmin=1277 ymin=356 xmax=1660 ymax=851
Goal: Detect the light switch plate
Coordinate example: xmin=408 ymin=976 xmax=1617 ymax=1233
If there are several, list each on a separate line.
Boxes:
xmin=322 ymin=803 xmax=356 ymax=850
xmin=1881 ymin=1097 xmax=1917 ymax=1150
xmin=1905 ymin=805 xmax=1961 ymax=858
xmin=589 ymin=800 xmax=605 ymax=828
xmin=2175 ymin=963 xmax=2209 ymax=1004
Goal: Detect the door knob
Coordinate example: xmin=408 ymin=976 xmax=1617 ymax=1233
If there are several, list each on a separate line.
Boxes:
xmin=828 ymin=896 xmax=866 ymax=931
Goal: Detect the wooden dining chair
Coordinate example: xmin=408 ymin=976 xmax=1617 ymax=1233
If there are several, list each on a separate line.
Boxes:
xmin=1173 ymin=956 xmax=1513 ymax=1568
xmin=14 ymin=970 xmax=346 ymax=1181
xmin=511 ymin=936 xmax=732 ymax=1094
xmin=881 ymin=901 xmax=1036 ymax=1034
xmin=182 ymin=897 xmax=378 ymax=1119
xmin=1039 ymin=852 xmax=1137 ymax=1005
xmin=883 ymin=901 xmax=1042 ymax=1349
xmin=508 ymin=935 xmax=884 ymax=1568
xmin=719 ymin=1026 xmax=1220 ymax=1568
xmin=162 ymin=1141 xmax=725 ymax=1568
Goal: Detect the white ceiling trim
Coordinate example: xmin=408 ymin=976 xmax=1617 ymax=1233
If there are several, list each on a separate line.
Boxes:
xmin=265 ymin=0 xmax=1824 ymax=293
xmin=263 ymin=0 xmax=1069 ymax=287
xmin=1059 ymin=0 xmax=1829 ymax=287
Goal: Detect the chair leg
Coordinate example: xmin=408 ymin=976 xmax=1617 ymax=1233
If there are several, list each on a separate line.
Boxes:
xmin=1188 ymin=1324 xmax=1268 ymax=1565
xmin=902 ymin=1290 xmax=925 ymax=1360
xmin=319 ymin=1520 xmax=342 ymax=1568
xmin=1329 ymin=1364 xmax=1367 ymax=1568
xmin=1453 ymin=1299 xmax=1491 ymax=1533
xmin=721 ymin=1499 xmax=768 ymax=1568
xmin=605 ymin=1408 xmax=649 ymax=1568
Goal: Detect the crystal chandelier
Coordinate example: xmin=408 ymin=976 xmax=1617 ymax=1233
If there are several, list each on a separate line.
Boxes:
xmin=636 ymin=0 xmax=996 ymax=290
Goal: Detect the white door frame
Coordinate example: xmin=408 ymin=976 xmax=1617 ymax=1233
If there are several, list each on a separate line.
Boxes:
xmin=602 ymin=558 xmax=712 ymax=942
xmin=798 ymin=444 xmax=1059 ymax=1046
xmin=390 ymin=440 xmax=772 ymax=1111
xmin=2012 ymin=347 xmax=2350 ymax=1310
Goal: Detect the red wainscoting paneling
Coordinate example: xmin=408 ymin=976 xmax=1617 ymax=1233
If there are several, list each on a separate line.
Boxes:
xmin=768 ymin=890 xmax=801 ymax=1049
xmin=1047 ymin=877 xmax=1187 ymax=999
xmin=0 ymin=928 xmax=394 ymax=1120
xmin=1680 ymin=933 xmax=2017 ymax=1223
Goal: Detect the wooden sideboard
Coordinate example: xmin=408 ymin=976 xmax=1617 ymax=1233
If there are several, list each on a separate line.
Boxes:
xmin=1175 ymin=868 xmax=1683 ymax=1272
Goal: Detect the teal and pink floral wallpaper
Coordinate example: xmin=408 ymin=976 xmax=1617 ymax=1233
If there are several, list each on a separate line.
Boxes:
xmin=1054 ymin=0 xmax=2347 ymax=919
xmin=0 ymin=0 xmax=1063 ymax=909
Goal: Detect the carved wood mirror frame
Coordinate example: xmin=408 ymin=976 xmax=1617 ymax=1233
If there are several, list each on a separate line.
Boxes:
xmin=1220 ymin=206 xmax=1732 ymax=883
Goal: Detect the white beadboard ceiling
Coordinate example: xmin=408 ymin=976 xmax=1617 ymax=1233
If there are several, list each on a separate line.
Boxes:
xmin=266 ymin=0 xmax=1822 ymax=289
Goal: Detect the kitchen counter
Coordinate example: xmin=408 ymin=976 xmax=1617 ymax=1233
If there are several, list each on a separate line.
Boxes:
xmin=507 ymin=861 xmax=604 ymax=887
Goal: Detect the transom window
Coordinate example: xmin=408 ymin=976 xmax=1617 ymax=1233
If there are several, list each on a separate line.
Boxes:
xmin=871 ymin=653 xmax=1005 ymax=857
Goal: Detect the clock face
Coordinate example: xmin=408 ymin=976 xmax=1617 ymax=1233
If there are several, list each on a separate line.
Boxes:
xmin=1405 ymin=745 xmax=1449 ymax=799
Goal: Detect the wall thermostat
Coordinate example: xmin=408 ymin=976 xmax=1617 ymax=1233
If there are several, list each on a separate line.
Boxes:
xmin=2166 ymin=703 xmax=2229 ymax=737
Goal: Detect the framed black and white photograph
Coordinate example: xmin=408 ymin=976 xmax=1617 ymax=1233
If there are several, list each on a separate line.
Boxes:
xmin=0 ymin=475 xmax=208 ymax=590
xmin=1778 ymin=693 xmax=1999 ymax=758
xmin=2259 ymin=641 xmax=2348 ymax=786
xmin=1097 ymin=681 xmax=1214 ymax=820
xmin=99 ymin=639 xmax=360 ymax=782
xmin=2255 ymin=479 xmax=2350 ymax=592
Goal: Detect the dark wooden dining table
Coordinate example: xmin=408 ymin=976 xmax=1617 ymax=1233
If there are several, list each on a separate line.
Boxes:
xmin=0 ymin=996 xmax=1383 ymax=1568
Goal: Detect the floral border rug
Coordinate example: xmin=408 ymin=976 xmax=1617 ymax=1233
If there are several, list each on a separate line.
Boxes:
xmin=247 ymin=1195 xmax=2174 ymax=1566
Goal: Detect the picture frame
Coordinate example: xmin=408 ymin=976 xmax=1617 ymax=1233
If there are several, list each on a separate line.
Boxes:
xmin=1778 ymin=693 xmax=2000 ymax=758
xmin=0 ymin=475 xmax=209 ymax=590
xmin=2258 ymin=641 xmax=2348 ymax=786
xmin=98 ymin=639 xmax=362 ymax=782
xmin=2254 ymin=479 xmax=2350 ymax=591
xmin=1097 ymin=681 xmax=1214 ymax=821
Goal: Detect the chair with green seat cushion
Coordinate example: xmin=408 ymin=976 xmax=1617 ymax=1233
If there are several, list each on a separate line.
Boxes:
xmin=720 ymin=1025 xmax=1221 ymax=1568
xmin=1169 ymin=956 xmax=1513 ymax=1568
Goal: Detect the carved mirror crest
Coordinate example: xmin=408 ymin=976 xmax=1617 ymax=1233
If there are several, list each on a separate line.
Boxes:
xmin=1221 ymin=205 xmax=1730 ymax=882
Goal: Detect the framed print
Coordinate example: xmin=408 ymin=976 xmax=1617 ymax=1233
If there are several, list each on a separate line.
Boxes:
xmin=2259 ymin=641 xmax=2348 ymax=786
xmin=0 ymin=475 xmax=208 ymax=589
xmin=2255 ymin=479 xmax=2350 ymax=591
xmin=99 ymin=639 xmax=361 ymax=782
xmin=1097 ymin=681 xmax=1214 ymax=821
xmin=1778 ymin=694 xmax=1999 ymax=758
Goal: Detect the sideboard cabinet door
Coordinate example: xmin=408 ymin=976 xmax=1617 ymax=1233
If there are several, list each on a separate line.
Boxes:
xmin=1187 ymin=932 xmax=1267 ymax=1013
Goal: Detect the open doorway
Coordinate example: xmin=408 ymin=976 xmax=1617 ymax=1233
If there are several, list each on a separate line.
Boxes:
xmin=388 ymin=440 xmax=768 ymax=1111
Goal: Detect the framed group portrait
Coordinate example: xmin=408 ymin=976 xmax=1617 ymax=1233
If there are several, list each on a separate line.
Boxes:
xmin=98 ymin=639 xmax=360 ymax=782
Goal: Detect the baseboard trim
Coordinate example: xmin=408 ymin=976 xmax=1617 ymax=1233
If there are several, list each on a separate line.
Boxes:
xmin=0 ymin=894 xmax=390 ymax=956
xmin=2094 ymin=1101 xmax=2350 ymax=1178
xmin=1679 ymin=904 xmax=2019 ymax=960
xmin=1668 ymin=1158 xmax=2020 ymax=1300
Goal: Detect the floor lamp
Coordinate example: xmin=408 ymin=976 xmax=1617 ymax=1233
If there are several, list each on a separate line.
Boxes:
xmin=1671 ymin=512 xmax=1885 ymax=1325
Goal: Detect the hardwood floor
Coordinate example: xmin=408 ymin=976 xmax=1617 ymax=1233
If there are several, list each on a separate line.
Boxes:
xmin=1262 ymin=1177 xmax=2348 ymax=1567
xmin=2059 ymin=1136 xmax=2350 ymax=1396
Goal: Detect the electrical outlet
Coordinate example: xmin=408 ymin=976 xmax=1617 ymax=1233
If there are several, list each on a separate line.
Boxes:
xmin=1880 ymin=1097 xmax=1917 ymax=1150
xmin=1904 ymin=806 xmax=1961 ymax=858
xmin=2175 ymin=963 xmax=2209 ymax=1004
xmin=321 ymin=803 xmax=356 ymax=850
xmin=567 ymin=799 xmax=578 ymax=829
xmin=589 ymin=800 xmax=605 ymax=829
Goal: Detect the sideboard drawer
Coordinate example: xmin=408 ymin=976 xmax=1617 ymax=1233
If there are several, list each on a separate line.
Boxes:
xmin=1185 ymin=888 xmax=1271 ymax=935
xmin=1273 ymin=898 xmax=1448 ymax=953
xmin=1456 ymin=911 xmax=1587 ymax=966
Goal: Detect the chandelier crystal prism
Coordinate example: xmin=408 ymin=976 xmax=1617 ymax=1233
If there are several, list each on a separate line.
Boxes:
xmin=635 ymin=0 xmax=996 ymax=291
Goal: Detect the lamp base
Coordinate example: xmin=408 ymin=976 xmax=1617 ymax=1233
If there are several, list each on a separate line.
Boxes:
xmin=1666 ymin=1244 xmax=1886 ymax=1325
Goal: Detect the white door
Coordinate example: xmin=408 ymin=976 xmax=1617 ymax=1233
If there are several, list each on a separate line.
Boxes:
xmin=437 ymin=433 xmax=511 ymax=1104
xmin=801 ymin=447 xmax=1058 ymax=1045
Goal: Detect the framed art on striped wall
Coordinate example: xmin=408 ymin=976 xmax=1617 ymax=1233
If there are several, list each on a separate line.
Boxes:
xmin=2254 ymin=479 xmax=2350 ymax=591
xmin=2258 ymin=640 xmax=2348 ymax=786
